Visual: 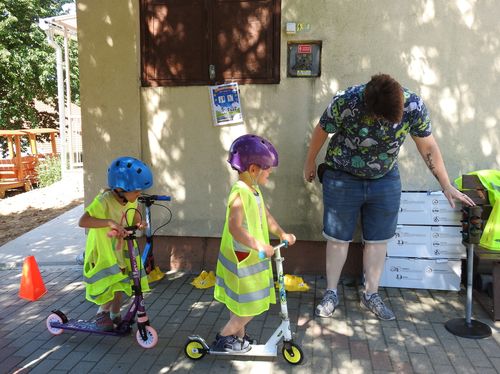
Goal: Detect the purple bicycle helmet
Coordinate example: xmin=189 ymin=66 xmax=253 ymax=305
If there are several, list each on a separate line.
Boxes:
xmin=108 ymin=156 xmax=153 ymax=191
xmin=228 ymin=134 xmax=278 ymax=172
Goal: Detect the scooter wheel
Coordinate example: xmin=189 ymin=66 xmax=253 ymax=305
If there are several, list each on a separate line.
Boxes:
xmin=185 ymin=339 xmax=206 ymax=360
xmin=282 ymin=342 xmax=304 ymax=365
xmin=136 ymin=325 xmax=158 ymax=348
xmin=46 ymin=313 xmax=64 ymax=335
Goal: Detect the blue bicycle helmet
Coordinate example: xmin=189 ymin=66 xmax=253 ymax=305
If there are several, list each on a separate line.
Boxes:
xmin=108 ymin=156 xmax=153 ymax=191
xmin=228 ymin=134 xmax=278 ymax=172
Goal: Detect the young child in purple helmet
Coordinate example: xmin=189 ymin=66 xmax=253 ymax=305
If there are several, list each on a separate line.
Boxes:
xmin=78 ymin=156 xmax=152 ymax=331
xmin=212 ymin=134 xmax=297 ymax=352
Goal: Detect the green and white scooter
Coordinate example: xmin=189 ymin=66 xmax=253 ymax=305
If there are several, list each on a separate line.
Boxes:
xmin=184 ymin=241 xmax=304 ymax=365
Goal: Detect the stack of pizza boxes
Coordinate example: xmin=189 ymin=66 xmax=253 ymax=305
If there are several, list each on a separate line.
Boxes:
xmin=380 ymin=191 xmax=463 ymax=291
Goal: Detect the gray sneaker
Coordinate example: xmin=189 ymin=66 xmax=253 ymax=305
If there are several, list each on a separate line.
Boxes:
xmin=360 ymin=293 xmax=395 ymax=321
xmin=210 ymin=334 xmax=251 ymax=353
xmin=315 ymin=290 xmax=339 ymax=317
xmin=75 ymin=252 xmax=85 ymax=265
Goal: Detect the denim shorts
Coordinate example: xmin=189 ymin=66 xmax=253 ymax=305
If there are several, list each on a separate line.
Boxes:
xmin=322 ymin=166 xmax=402 ymax=243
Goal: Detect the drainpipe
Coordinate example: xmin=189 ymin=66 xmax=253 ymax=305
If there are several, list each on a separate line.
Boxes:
xmin=38 ymin=19 xmax=67 ymax=178
xmin=63 ymin=28 xmax=73 ymax=170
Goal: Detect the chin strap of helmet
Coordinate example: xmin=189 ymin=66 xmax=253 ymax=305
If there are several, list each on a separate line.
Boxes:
xmin=249 ymin=168 xmax=264 ymax=189
xmin=114 ymin=189 xmax=128 ymax=204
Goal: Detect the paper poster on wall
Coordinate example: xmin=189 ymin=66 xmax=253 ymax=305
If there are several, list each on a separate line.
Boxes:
xmin=209 ymin=83 xmax=243 ymax=126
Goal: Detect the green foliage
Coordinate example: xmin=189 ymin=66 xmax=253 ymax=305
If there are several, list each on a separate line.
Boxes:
xmin=35 ymin=154 xmax=61 ymax=187
xmin=0 ymin=0 xmax=79 ymax=132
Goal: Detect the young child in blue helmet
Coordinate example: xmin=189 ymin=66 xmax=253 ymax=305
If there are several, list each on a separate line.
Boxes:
xmin=212 ymin=134 xmax=297 ymax=352
xmin=79 ymin=156 xmax=153 ymax=331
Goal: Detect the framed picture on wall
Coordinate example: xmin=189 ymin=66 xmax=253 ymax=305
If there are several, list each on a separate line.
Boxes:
xmin=209 ymin=82 xmax=244 ymax=126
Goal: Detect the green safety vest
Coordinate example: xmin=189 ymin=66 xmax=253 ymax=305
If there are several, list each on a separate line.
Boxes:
xmin=456 ymin=170 xmax=500 ymax=251
xmin=83 ymin=193 xmax=150 ymax=305
xmin=214 ymin=181 xmax=276 ymax=317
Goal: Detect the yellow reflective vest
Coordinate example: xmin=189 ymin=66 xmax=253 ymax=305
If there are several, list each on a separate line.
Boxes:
xmin=214 ymin=181 xmax=276 ymax=317
xmin=456 ymin=170 xmax=500 ymax=251
xmin=83 ymin=191 xmax=150 ymax=305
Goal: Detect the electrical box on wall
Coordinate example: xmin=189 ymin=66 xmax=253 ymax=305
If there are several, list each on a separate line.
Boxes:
xmin=287 ymin=41 xmax=322 ymax=77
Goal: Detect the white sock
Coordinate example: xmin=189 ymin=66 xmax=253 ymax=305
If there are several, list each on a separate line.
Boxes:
xmin=97 ymin=306 xmax=110 ymax=314
xmin=327 ymin=288 xmax=337 ymax=297
xmin=364 ymin=292 xmax=374 ymax=300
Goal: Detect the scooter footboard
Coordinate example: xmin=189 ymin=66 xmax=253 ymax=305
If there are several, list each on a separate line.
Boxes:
xmin=50 ymin=319 xmax=130 ymax=336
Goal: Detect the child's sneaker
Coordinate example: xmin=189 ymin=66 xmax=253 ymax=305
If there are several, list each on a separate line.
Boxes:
xmin=315 ymin=289 xmax=339 ymax=317
xmin=75 ymin=252 xmax=85 ymax=265
xmin=112 ymin=315 xmax=122 ymax=326
xmin=360 ymin=293 xmax=395 ymax=321
xmin=92 ymin=312 xmax=113 ymax=331
xmin=210 ymin=333 xmax=251 ymax=353
xmin=243 ymin=333 xmax=257 ymax=345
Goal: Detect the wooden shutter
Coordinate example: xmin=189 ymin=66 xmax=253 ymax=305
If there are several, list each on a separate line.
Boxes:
xmin=211 ymin=0 xmax=280 ymax=84
xmin=141 ymin=0 xmax=209 ymax=86
xmin=141 ymin=0 xmax=280 ymax=86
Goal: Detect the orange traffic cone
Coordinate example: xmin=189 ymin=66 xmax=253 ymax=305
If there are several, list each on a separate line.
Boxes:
xmin=19 ymin=256 xmax=47 ymax=301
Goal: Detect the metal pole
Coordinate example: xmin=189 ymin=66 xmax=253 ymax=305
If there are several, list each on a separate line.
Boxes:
xmin=465 ymin=243 xmax=474 ymax=324
xmin=64 ymin=28 xmax=73 ymax=171
xmin=43 ymin=27 xmax=67 ymax=177
xmin=444 ymin=210 xmax=491 ymax=339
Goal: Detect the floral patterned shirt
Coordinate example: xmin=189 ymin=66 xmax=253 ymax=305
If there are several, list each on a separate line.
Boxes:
xmin=319 ymin=84 xmax=432 ymax=178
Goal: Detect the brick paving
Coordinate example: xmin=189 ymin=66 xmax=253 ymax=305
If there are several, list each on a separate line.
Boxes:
xmin=2 ymin=266 xmax=500 ymax=373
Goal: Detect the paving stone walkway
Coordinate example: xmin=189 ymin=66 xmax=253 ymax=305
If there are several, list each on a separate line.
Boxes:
xmin=1 ymin=266 xmax=500 ymax=373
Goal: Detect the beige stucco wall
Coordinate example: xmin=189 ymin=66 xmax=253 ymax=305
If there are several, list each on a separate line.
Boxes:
xmin=77 ymin=0 xmax=500 ymax=241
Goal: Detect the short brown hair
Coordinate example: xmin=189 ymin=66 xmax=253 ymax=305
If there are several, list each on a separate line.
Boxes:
xmin=364 ymin=74 xmax=403 ymax=123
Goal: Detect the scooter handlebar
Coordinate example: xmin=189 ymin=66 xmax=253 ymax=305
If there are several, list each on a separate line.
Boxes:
xmin=152 ymin=195 xmax=171 ymax=201
xmin=138 ymin=194 xmax=171 ymax=204
xmin=258 ymin=240 xmax=289 ymax=259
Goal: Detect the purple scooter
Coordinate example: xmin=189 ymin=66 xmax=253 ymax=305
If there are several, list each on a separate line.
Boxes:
xmin=46 ymin=222 xmax=159 ymax=348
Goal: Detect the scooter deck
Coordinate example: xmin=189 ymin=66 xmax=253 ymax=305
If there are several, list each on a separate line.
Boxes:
xmin=50 ymin=319 xmax=130 ymax=336
xmin=209 ymin=344 xmax=277 ymax=357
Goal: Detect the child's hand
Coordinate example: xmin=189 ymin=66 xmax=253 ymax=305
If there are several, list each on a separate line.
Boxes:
xmin=107 ymin=220 xmax=130 ymax=238
xmin=280 ymin=233 xmax=296 ymax=246
xmin=136 ymin=220 xmax=147 ymax=230
xmin=259 ymin=243 xmax=275 ymax=258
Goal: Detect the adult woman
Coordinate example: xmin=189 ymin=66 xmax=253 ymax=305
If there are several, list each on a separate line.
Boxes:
xmin=303 ymin=74 xmax=474 ymax=320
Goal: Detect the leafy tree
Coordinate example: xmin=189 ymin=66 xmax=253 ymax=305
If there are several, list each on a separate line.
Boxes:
xmin=0 ymin=0 xmax=79 ymax=133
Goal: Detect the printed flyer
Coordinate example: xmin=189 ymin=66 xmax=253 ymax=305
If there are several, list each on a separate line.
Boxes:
xmin=209 ymin=82 xmax=243 ymax=126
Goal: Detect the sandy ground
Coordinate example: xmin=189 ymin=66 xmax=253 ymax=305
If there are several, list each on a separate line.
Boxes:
xmin=0 ymin=169 xmax=84 ymax=246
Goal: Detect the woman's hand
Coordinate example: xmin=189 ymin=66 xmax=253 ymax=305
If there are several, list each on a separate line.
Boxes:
xmin=303 ymin=159 xmax=316 ymax=183
xmin=443 ymin=185 xmax=475 ymax=208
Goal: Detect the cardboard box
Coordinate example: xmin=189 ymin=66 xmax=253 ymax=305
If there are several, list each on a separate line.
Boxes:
xmin=398 ymin=191 xmax=462 ymax=225
xmin=387 ymin=225 xmax=465 ymax=259
xmin=380 ymin=257 xmax=462 ymax=291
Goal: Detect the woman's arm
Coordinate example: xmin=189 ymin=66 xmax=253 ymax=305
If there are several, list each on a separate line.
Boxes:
xmin=412 ymin=134 xmax=475 ymax=208
xmin=304 ymin=123 xmax=329 ymax=182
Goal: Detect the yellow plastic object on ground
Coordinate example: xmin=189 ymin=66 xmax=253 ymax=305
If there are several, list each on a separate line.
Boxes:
xmin=191 ymin=270 xmax=216 ymax=289
xmin=147 ymin=266 xmax=165 ymax=283
xmin=275 ymin=274 xmax=310 ymax=292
